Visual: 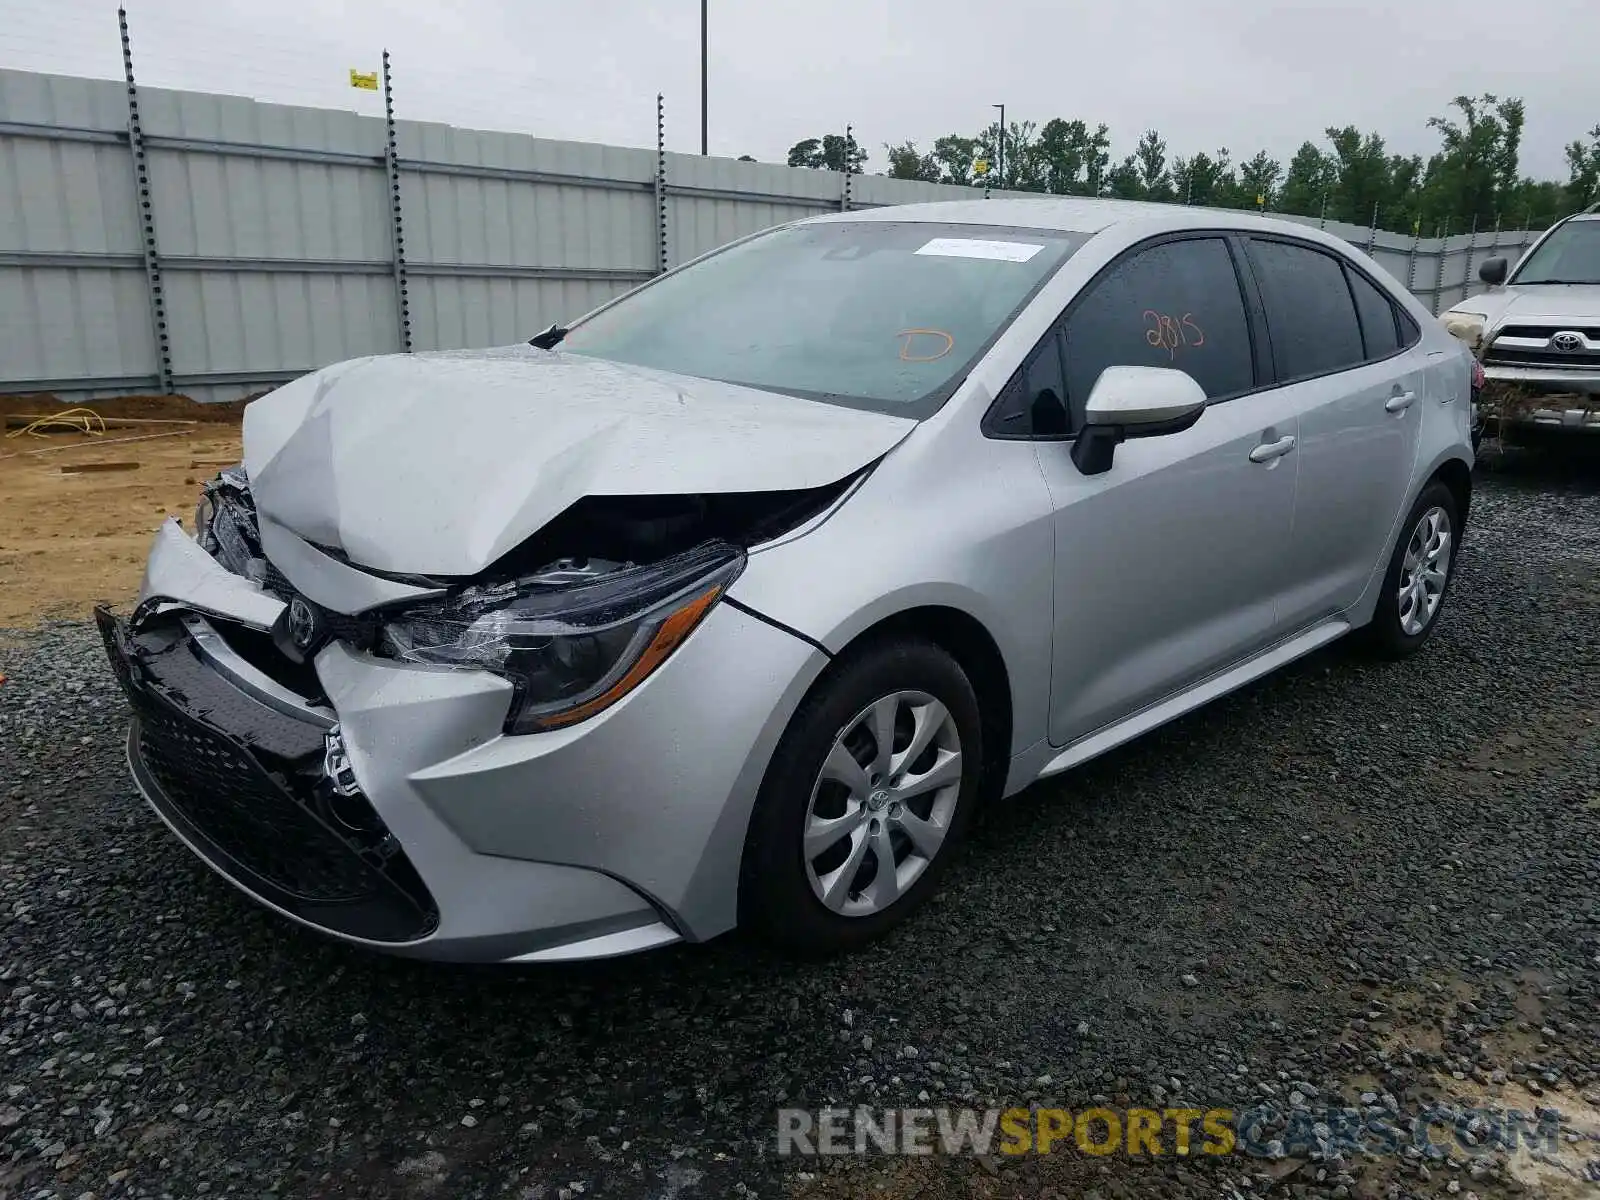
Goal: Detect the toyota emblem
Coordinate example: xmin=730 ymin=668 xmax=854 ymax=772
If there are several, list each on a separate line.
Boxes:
xmin=287 ymin=596 xmax=319 ymax=650
xmin=1551 ymin=331 xmax=1584 ymax=353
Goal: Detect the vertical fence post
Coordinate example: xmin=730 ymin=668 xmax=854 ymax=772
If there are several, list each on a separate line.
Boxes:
xmin=654 ymin=94 xmax=669 ymax=275
xmin=1405 ymin=225 xmax=1422 ymax=304
xmin=381 ymin=51 xmax=412 ymax=353
xmin=1366 ymin=203 xmax=1379 ymax=255
xmin=119 ymin=7 xmax=172 ymax=394
xmin=1430 ymin=222 xmax=1447 ymax=314
xmin=1461 ymin=214 xmax=1478 ymax=310
xmin=841 ymin=124 xmax=852 ymax=212
xmin=1318 ymin=191 xmax=1328 ymax=230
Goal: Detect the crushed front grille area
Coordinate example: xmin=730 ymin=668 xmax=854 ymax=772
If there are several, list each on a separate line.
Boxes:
xmin=96 ymin=606 xmax=439 ymax=943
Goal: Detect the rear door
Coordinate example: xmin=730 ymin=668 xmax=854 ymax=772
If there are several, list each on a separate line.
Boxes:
xmin=1241 ymin=237 xmax=1425 ymax=631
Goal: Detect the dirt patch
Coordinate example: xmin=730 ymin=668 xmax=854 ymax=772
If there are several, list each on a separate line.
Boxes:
xmin=1437 ymin=702 xmax=1600 ymax=797
xmin=0 ymin=419 xmax=242 ymax=628
xmin=0 ymin=392 xmax=257 ymax=425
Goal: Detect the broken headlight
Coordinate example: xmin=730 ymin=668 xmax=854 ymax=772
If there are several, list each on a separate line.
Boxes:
xmin=1442 ymin=311 xmax=1488 ymax=352
xmin=380 ymin=540 xmax=745 ymax=734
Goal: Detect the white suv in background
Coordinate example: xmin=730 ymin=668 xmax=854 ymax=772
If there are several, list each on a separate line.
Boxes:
xmin=1443 ymin=204 xmax=1600 ymax=442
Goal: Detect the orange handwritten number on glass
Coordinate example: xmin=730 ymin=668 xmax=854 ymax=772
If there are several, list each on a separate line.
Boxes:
xmin=1143 ymin=310 xmax=1168 ymax=352
xmin=1143 ymin=309 xmax=1205 ymax=358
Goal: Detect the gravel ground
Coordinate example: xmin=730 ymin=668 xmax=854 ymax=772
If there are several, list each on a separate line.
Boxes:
xmin=3 ymin=452 xmax=1598 ymax=1200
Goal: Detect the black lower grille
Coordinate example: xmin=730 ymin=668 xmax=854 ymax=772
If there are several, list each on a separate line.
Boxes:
xmin=96 ymin=607 xmax=438 ymax=943
xmin=135 ymin=706 xmax=374 ymax=904
xmin=1484 ymin=348 xmax=1600 ymax=369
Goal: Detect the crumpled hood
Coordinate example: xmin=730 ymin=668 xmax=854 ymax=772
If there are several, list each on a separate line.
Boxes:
xmin=1449 ymin=283 xmax=1600 ymax=329
xmin=242 ymin=345 xmax=915 ymax=578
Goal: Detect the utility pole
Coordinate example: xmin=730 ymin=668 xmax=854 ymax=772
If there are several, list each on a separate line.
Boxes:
xmin=992 ymin=103 xmax=1005 ymax=188
xmin=700 ymin=0 xmax=708 ymax=155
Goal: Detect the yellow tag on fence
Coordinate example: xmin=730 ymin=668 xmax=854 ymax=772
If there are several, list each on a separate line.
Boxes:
xmin=349 ymin=70 xmax=379 ymax=91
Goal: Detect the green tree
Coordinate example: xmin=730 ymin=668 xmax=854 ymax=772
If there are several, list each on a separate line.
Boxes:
xmin=977 ymin=119 xmax=1043 ymax=191
xmin=1280 ymin=141 xmax=1337 ymax=217
xmin=891 ymin=96 xmax=1591 ymax=234
xmin=1235 ymin=150 xmax=1282 ymax=211
xmin=1134 ymin=130 xmax=1173 ymax=201
xmin=1382 ymin=153 xmax=1425 ymax=233
xmin=884 ymin=141 xmax=940 ymax=182
xmin=1324 ymin=126 xmax=1392 ymax=225
xmin=786 ymin=133 xmax=866 ymax=173
xmin=1171 ymin=149 xmax=1234 ymax=207
xmin=1105 ymin=155 xmax=1145 ymax=200
xmin=1419 ymin=94 xmax=1522 ymax=230
xmin=1032 ymin=118 xmax=1112 ymax=196
xmin=1566 ymin=125 xmax=1600 ymax=210
xmin=931 ymin=134 xmax=980 ymax=187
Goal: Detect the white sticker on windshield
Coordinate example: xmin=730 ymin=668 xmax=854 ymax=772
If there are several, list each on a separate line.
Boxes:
xmin=915 ymin=237 xmax=1045 ymax=262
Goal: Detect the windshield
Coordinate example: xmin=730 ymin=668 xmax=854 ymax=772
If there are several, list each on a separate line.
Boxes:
xmin=562 ymin=221 xmax=1085 ymax=415
xmin=1511 ymin=218 xmax=1600 ymax=285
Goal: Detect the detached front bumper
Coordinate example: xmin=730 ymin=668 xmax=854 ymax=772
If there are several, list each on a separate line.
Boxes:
xmin=1481 ymin=364 xmax=1600 ymax=397
xmin=101 ymin=522 xmax=826 ymax=963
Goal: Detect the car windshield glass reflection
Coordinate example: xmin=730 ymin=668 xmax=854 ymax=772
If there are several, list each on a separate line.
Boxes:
xmin=563 ymin=222 xmax=1084 ymax=416
xmin=1512 ymin=219 xmax=1600 ymax=285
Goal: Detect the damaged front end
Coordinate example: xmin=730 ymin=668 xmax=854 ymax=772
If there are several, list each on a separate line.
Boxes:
xmin=174 ymin=463 xmax=858 ymax=726
xmin=96 ymin=604 xmax=441 ymax=943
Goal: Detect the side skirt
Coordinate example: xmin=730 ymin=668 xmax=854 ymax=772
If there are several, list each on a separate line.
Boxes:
xmin=1033 ymin=617 xmax=1352 ymax=782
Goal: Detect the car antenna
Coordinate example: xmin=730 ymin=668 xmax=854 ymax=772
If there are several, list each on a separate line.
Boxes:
xmin=528 ymin=323 xmax=568 ymax=350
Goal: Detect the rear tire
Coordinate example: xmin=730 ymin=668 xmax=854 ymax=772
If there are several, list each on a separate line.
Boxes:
xmin=1361 ymin=481 xmax=1460 ymax=660
xmin=739 ymin=636 xmax=982 ymax=957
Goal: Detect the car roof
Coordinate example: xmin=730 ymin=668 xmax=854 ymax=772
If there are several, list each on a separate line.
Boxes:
xmin=804 ymin=195 xmax=1357 ymax=242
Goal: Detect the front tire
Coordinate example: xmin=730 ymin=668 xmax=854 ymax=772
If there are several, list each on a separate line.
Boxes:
xmin=1362 ymin=481 xmax=1460 ymax=659
xmin=740 ymin=637 xmax=983 ymax=956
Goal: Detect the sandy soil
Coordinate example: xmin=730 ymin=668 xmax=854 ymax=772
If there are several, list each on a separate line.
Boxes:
xmin=0 ymin=398 xmax=243 ymax=628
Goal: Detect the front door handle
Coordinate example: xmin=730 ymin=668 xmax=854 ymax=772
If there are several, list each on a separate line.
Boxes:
xmin=1248 ymin=434 xmax=1296 ymax=463
xmin=1385 ymin=390 xmax=1417 ymax=413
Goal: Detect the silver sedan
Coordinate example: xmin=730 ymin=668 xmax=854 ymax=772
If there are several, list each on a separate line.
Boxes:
xmin=100 ymin=198 xmax=1476 ymax=961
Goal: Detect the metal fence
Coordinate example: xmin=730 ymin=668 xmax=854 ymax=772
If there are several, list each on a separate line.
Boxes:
xmin=0 ymin=63 xmax=1544 ymax=403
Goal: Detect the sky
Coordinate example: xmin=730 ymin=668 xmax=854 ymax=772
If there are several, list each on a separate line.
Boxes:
xmin=1 ymin=0 xmax=1595 ymax=182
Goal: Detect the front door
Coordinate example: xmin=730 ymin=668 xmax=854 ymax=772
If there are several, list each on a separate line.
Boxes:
xmin=1024 ymin=235 xmax=1303 ymax=748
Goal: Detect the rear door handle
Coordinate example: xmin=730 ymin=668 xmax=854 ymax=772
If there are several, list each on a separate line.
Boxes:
xmin=1248 ymin=434 xmax=1296 ymax=464
xmin=1385 ymin=390 xmax=1417 ymax=413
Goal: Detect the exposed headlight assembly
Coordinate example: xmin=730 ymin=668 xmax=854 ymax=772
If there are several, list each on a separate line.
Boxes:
xmin=1441 ymin=311 xmax=1488 ymax=352
xmin=381 ymin=540 xmax=745 ymax=734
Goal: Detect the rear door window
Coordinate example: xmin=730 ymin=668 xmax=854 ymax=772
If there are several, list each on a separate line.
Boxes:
xmin=1246 ymin=239 xmax=1366 ymax=381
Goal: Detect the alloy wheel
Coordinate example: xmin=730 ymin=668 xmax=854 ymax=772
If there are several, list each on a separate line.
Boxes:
xmin=1398 ymin=505 xmax=1452 ymax=636
xmin=802 ymin=690 xmax=963 ymax=918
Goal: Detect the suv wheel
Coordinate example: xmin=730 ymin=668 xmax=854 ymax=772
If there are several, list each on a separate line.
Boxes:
xmin=740 ymin=637 xmax=982 ymax=956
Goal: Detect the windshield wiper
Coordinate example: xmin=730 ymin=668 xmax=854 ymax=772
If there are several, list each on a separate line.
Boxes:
xmin=528 ymin=323 xmax=569 ymax=349
xmin=1520 ymin=279 xmax=1600 ymax=286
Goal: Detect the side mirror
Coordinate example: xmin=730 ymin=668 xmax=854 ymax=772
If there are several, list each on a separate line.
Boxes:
xmin=1478 ymin=257 xmax=1508 ymax=286
xmin=1070 ymin=366 xmax=1207 ymax=476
